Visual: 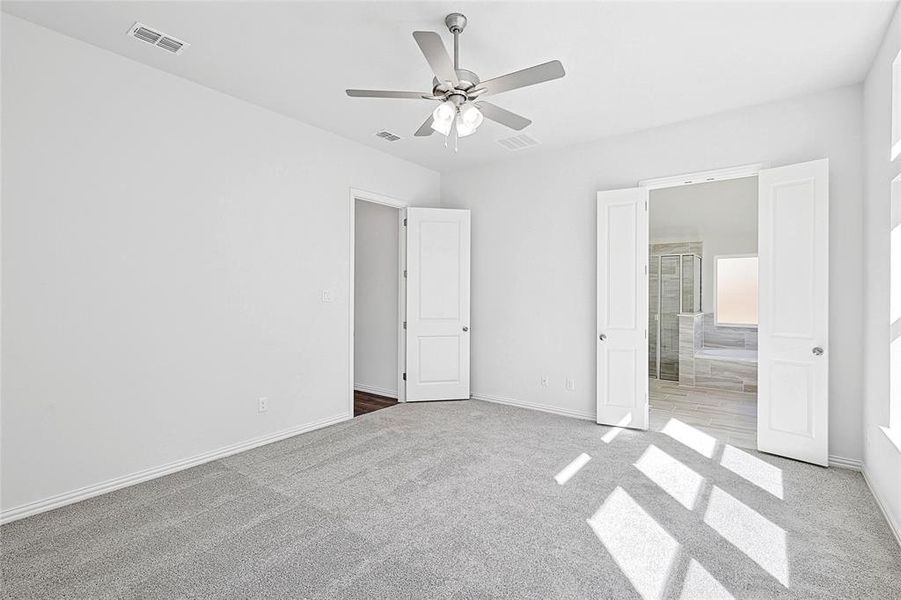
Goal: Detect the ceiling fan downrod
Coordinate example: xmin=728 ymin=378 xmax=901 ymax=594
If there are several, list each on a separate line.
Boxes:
xmin=445 ymin=13 xmax=467 ymax=70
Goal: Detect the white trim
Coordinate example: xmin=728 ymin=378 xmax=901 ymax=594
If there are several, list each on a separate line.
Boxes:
xmin=828 ymin=455 xmax=862 ymax=470
xmin=348 ymin=187 xmax=409 ymax=418
xmin=863 ymin=467 xmax=901 ymax=549
xmin=0 ymin=412 xmax=351 ymax=525
xmin=353 ymin=383 xmax=398 ymax=399
xmin=639 ymin=163 xmax=765 ymax=190
xmin=471 ymin=392 xmax=596 ymax=421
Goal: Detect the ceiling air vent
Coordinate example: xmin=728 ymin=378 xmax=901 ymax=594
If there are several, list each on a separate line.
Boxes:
xmin=375 ymin=130 xmax=401 ymax=142
xmin=497 ymin=134 xmax=539 ymax=151
xmin=128 ymin=22 xmax=188 ymax=55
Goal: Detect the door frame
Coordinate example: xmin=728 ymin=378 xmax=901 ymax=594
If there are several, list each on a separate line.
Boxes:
xmin=348 ymin=187 xmax=408 ymax=416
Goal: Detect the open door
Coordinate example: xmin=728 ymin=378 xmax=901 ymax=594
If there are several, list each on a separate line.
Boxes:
xmin=758 ymin=159 xmax=829 ymax=466
xmin=404 ymin=208 xmax=471 ymax=401
xmin=597 ymin=188 xmax=649 ymax=429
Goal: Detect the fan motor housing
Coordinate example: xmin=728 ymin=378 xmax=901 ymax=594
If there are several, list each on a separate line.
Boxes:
xmin=432 ymin=69 xmax=480 ymax=97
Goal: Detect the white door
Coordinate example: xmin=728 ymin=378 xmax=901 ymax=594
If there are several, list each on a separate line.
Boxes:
xmin=758 ymin=159 xmax=829 ymax=466
xmin=597 ymin=188 xmax=649 ymax=429
xmin=404 ymin=208 xmax=471 ymax=401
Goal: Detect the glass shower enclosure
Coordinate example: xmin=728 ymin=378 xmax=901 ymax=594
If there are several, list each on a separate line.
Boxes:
xmin=649 ymin=252 xmax=701 ymax=381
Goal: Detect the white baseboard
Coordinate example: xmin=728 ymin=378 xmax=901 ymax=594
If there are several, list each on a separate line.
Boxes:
xmin=353 ymin=383 xmax=397 ymax=399
xmin=0 ymin=412 xmax=351 ymax=525
xmin=471 ymin=392 xmax=596 ymax=421
xmin=828 ymin=455 xmax=863 ymax=471
xmin=862 ymin=467 xmax=901 ymax=550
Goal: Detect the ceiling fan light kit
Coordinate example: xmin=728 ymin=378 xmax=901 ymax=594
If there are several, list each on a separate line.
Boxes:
xmin=346 ymin=13 xmax=565 ymax=152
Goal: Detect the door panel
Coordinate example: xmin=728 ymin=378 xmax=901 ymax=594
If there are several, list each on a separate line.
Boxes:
xmin=597 ymin=188 xmax=649 ymax=429
xmin=405 ymin=208 xmax=471 ymax=401
xmin=758 ymin=159 xmax=829 ymax=465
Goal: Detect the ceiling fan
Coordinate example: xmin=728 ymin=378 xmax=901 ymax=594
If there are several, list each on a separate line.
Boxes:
xmin=346 ymin=13 xmax=565 ymax=147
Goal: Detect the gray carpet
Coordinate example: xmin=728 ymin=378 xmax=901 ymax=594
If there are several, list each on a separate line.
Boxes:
xmin=2 ymin=400 xmax=900 ymax=599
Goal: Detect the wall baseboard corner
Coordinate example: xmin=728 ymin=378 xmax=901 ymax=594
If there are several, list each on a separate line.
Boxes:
xmin=471 ymin=392 xmax=596 ymax=422
xmin=862 ymin=467 xmax=901 ymax=550
xmin=353 ymin=383 xmax=398 ymax=399
xmin=0 ymin=412 xmax=351 ymax=525
xmin=828 ymin=455 xmax=863 ymax=470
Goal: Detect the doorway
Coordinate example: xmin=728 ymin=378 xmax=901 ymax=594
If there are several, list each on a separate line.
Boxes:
xmin=647 ymin=177 xmax=759 ymax=449
xmin=596 ymin=160 xmax=830 ymax=466
xmin=351 ymin=193 xmax=405 ymax=417
xmin=349 ymin=191 xmax=473 ymax=417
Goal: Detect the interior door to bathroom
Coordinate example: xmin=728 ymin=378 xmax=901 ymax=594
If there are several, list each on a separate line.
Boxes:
xmin=596 ymin=187 xmax=649 ymax=429
xmin=757 ymin=159 xmax=829 ymax=466
xmin=404 ymin=208 xmax=471 ymax=402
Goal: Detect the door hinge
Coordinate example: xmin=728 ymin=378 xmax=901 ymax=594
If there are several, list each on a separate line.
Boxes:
xmin=403 ymin=218 xmax=407 ymax=226
xmin=403 ymin=321 xmax=407 ymax=329
xmin=645 ymin=329 xmax=648 ymax=339
xmin=644 ymin=264 xmax=648 ymax=275
xmin=402 ymin=372 xmax=407 ymax=381
xmin=403 ymin=269 xmax=407 ymax=278
xmin=644 ymin=201 xmax=648 ymax=211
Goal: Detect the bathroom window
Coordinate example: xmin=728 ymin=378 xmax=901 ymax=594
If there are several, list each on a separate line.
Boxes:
xmin=715 ymin=255 xmax=758 ymax=327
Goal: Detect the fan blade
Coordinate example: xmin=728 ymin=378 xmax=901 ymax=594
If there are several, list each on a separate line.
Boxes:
xmin=477 ymin=60 xmax=565 ymax=96
xmin=346 ymin=89 xmax=432 ymax=99
xmin=414 ymin=115 xmax=435 ymax=136
xmin=412 ymin=31 xmax=458 ymax=85
xmin=477 ymin=101 xmax=532 ymax=131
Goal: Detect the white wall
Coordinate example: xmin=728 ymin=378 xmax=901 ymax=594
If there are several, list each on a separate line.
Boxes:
xmin=442 ymin=85 xmax=864 ymax=461
xmin=353 ymin=200 xmax=399 ymax=397
xmin=862 ymin=0 xmax=901 ymax=543
xmin=649 ymin=177 xmax=758 ymax=314
xmin=0 ymin=16 xmax=440 ymax=514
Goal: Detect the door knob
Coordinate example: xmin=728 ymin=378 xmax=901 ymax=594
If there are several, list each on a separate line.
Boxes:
xmin=599 ymin=334 xmax=607 ymax=341
xmin=812 ymin=346 xmax=824 ymax=356
xmin=462 ymin=326 xmax=469 ymax=332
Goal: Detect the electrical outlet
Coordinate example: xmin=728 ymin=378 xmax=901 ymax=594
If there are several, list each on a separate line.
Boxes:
xmin=540 ymin=376 xmax=549 ymax=387
xmin=565 ymin=378 xmax=575 ymax=391
xmin=258 ymin=397 xmax=268 ymax=413
xmin=321 ymin=290 xmax=333 ymax=303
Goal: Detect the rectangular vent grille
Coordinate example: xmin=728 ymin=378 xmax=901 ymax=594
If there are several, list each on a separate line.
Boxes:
xmin=156 ymin=37 xmax=185 ymax=54
xmin=128 ymin=22 xmax=188 ymax=55
xmin=376 ymin=130 xmax=401 ymax=142
xmin=497 ymin=134 xmax=539 ymax=151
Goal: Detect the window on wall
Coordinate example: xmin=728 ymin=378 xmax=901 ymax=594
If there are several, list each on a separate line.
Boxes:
xmin=893 ymin=50 xmax=901 ymax=161
xmin=715 ymin=255 xmax=758 ymax=327
xmin=891 ymin=175 xmax=901 ymax=432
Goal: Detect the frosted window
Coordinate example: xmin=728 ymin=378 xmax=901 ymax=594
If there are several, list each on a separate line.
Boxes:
xmin=715 ymin=256 xmax=758 ymax=326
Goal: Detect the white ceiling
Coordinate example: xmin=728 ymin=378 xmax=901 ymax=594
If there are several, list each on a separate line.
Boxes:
xmin=4 ymin=1 xmax=896 ymax=173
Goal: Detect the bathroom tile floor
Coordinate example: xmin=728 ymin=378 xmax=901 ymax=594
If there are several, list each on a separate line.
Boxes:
xmin=649 ymin=378 xmax=757 ymax=449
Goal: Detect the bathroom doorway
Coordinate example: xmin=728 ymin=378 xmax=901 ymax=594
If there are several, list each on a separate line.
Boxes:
xmin=647 ymin=176 xmax=759 ymax=449
xmin=597 ymin=159 xmax=830 ymax=465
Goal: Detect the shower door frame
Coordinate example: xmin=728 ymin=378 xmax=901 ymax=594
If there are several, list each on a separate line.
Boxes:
xmin=650 ymin=251 xmax=701 ymax=380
